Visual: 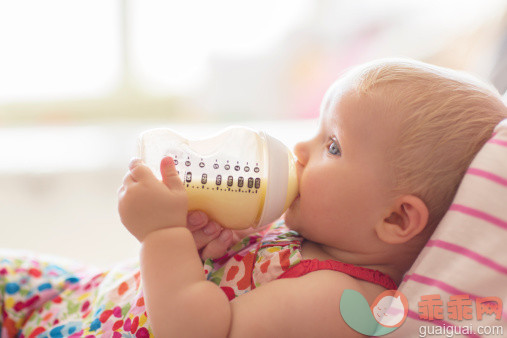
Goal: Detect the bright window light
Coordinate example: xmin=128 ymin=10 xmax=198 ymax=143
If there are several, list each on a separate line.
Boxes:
xmin=0 ymin=0 xmax=121 ymax=103
xmin=130 ymin=0 xmax=312 ymax=93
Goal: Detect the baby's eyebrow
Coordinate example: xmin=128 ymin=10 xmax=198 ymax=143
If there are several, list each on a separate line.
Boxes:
xmin=331 ymin=122 xmax=343 ymax=142
xmin=331 ymin=125 xmax=345 ymax=154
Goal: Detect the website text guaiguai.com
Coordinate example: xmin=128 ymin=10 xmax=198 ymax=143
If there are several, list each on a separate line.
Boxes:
xmin=418 ymin=324 xmax=503 ymax=337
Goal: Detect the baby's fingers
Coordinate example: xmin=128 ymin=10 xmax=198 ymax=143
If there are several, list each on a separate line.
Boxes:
xmin=191 ymin=221 xmax=222 ymax=250
xmin=200 ymin=230 xmax=233 ymax=261
xmin=128 ymin=158 xmax=156 ymax=183
xmin=161 ymin=156 xmax=184 ymax=190
xmin=122 ymin=171 xmax=135 ymax=186
xmin=187 ymin=211 xmax=209 ymax=231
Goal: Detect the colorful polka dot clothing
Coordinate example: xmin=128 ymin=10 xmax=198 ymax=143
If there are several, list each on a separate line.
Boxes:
xmin=0 ymin=221 xmax=396 ymax=337
xmin=204 ymin=220 xmax=397 ymax=301
xmin=0 ymin=252 xmax=150 ymax=338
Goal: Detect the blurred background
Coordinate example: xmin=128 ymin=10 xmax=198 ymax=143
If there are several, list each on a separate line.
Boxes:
xmin=1 ymin=0 xmax=506 ymax=268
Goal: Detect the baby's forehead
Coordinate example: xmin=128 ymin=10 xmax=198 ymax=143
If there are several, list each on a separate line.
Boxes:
xmin=320 ymin=84 xmax=376 ymax=120
xmin=320 ymin=87 xmax=399 ymax=147
xmin=320 ymin=77 xmax=354 ymax=110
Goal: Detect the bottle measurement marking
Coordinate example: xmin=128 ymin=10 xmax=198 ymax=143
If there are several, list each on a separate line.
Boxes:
xmin=183 ymin=173 xmax=261 ymax=193
xmin=183 ymin=173 xmax=261 ymax=185
xmin=185 ymin=184 xmax=259 ymax=193
xmin=174 ymin=158 xmax=262 ymax=193
xmin=172 ymin=158 xmax=259 ymax=173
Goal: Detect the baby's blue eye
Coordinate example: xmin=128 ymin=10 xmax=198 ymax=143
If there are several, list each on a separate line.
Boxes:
xmin=328 ymin=139 xmax=341 ymax=156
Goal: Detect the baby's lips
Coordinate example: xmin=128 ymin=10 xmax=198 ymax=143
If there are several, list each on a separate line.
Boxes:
xmin=289 ymin=193 xmax=300 ymax=208
xmin=295 ymin=161 xmax=304 ymax=185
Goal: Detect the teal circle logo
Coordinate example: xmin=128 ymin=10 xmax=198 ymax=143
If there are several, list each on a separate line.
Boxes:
xmin=340 ymin=289 xmax=408 ymax=336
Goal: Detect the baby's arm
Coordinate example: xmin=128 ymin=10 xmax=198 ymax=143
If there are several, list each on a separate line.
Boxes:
xmin=140 ymin=227 xmax=231 ymax=337
xmin=141 ymin=229 xmax=364 ymax=337
xmin=119 ymin=158 xmax=363 ymax=337
xmin=119 ymin=157 xmax=230 ymax=336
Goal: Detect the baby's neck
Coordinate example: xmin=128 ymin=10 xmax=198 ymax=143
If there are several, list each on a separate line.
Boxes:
xmin=300 ymin=239 xmax=415 ymax=286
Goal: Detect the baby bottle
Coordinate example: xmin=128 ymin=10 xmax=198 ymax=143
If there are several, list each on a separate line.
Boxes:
xmin=138 ymin=126 xmax=299 ymax=230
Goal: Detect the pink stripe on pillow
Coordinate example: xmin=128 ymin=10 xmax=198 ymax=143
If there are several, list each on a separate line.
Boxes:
xmin=426 ymin=240 xmax=507 ymax=275
xmin=488 ymin=138 xmax=507 ymax=147
xmin=467 ymin=168 xmax=507 ymax=187
xmin=403 ymin=273 xmax=468 ymax=296
xmin=449 ymin=204 xmax=507 ymax=230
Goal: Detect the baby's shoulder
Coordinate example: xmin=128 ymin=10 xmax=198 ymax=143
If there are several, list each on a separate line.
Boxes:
xmin=229 ymin=269 xmax=371 ymax=337
xmin=302 ymin=268 xmax=386 ymax=299
xmin=305 ymin=268 xmax=388 ymax=303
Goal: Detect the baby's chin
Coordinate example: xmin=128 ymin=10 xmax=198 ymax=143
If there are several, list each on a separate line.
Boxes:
xmin=283 ymin=213 xmax=293 ymax=227
xmin=283 ymin=209 xmax=300 ymax=231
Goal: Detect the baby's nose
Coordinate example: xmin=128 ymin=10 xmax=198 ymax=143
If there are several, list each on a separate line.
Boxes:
xmin=293 ymin=140 xmax=310 ymax=166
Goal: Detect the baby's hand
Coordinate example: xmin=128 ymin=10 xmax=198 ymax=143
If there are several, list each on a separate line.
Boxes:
xmin=118 ymin=157 xmax=188 ymax=242
xmin=186 ymin=211 xmax=234 ymax=260
xmin=186 ymin=211 xmax=268 ymax=261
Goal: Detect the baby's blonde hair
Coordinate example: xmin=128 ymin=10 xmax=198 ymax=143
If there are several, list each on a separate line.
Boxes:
xmin=350 ymin=59 xmax=507 ymax=233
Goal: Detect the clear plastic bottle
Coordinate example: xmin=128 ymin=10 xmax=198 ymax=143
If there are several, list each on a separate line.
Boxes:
xmin=138 ymin=126 xmax=298 ymax=229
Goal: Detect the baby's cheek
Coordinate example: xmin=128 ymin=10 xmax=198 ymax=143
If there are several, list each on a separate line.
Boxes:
xmin=300 ymin=183 xmax=340 ymax=222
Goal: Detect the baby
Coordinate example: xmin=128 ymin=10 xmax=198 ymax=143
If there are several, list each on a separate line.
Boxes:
xmin=117 ymin=59 xmax=507 ymax=337
xmin=1 ymin=59 xmax=506 ymax=337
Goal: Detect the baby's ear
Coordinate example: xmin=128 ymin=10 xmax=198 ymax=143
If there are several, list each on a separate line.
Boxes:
xmin=375 ymin=195 xmax=429 ymax=244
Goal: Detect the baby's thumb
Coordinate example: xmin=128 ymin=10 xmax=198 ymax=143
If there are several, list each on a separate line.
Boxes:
xmin=161 ymin=156 xmax=184 ymax=190
xmin=129 ymin=158 xmax=155 ymax=182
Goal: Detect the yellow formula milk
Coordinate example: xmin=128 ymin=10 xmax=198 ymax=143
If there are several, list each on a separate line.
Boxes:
xmin=138 ymin=126 xmax=298 ymax=229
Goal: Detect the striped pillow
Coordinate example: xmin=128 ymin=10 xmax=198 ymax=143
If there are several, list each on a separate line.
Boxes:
xmin=394 ymin=119 xmax=507 ymax=337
